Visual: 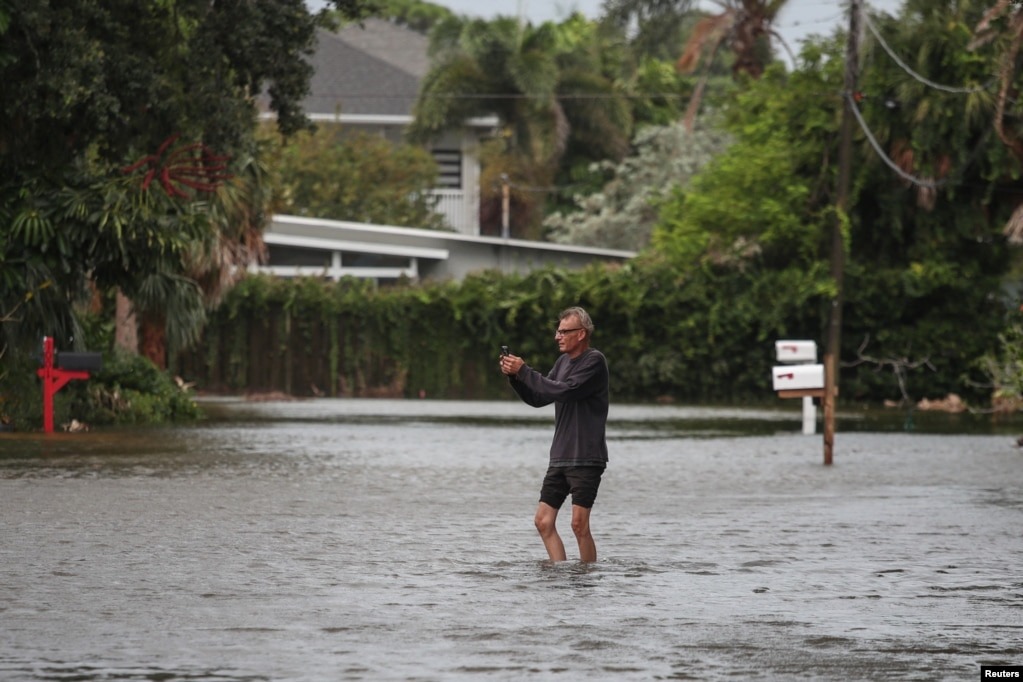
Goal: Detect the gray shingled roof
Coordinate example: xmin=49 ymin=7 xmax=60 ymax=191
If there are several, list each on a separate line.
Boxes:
xmin=302 ymin=20 xmax=430 ymax=118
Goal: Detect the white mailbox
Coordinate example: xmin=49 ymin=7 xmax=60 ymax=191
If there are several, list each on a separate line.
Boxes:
xmin=772 ymin=364 xmax=825 ymax=391
xmin=775 ymin=340 xmax=817 ymax=364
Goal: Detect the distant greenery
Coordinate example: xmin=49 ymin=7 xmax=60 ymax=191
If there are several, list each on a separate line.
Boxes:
xmin=178 ymin=0 xmax=1023 ymax=411
xmin=179 ymin=252 xmax=991 ymax=407
xmin=544 ymin=120 xmax=733 ymax=251
xmin=7 ymin=0 xmax=1023 ymax=427
xmin=366 ymin=0 xmax=455 ymax=33
xmin=263 ymin=124 xmax=447 ymax=228
xmin=978 ymin=318 xmax=1023 ymax=411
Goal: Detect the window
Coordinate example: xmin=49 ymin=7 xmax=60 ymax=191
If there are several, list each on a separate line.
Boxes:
xmin=341 ymin=252 xmax=411 ymax=268
xmin=267 ymin=245 xmax=331 ymax=267
xmin=431 ymin=149 xmax=462 ymax=188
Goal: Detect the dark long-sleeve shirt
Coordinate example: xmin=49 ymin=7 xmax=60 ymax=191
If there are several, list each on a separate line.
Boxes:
xmin=509 ymin=348 xmax=609 ymax=467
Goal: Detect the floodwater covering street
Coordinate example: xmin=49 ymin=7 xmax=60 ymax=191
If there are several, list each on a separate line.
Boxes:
xmin=1 ymin=399 xmax=1021 ymax=680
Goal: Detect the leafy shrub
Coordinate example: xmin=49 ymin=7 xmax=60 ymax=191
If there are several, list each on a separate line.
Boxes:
xmin=65 ymin=351 xmax=202 ymax=426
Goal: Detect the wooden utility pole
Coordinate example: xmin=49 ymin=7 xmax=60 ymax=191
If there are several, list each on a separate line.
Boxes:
xmin=824 ymin=0 xmax=861 ymax=465
xmin=500 ymin=174 xmax=511 ymax=240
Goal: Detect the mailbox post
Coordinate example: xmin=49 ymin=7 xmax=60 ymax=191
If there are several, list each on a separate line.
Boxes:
xmin=771 ymin=340 xmax=823 ymax=435
xmin=36 ymin=336 xmax=101 ymax=433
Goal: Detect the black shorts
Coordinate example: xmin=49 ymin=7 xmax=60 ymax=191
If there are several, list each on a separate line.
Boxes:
xmin=539 ymin=465 xmax=605 ymax=510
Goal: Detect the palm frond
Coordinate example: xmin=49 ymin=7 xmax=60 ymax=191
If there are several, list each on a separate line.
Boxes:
xmin=677 ymin=14 xmax=733 ymax=74
xmin=135 ymin=271 xmax=206 ymax=351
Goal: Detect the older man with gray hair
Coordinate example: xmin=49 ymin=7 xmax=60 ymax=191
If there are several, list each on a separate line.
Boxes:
xmin=499 ymin=306 xmax=610 ymax=563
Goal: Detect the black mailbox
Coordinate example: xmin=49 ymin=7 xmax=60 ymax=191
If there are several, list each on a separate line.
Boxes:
xmin=56 ymin=352 xmax=103 ymax=371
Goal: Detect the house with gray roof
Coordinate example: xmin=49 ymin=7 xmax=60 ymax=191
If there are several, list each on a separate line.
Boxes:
xmin=294 ymin=19 xmax=495 ymax=235
xmin=256 ymin=19 xmax=635 ymax=285
xmin=303 ymin=20 xmax=429 ymax=119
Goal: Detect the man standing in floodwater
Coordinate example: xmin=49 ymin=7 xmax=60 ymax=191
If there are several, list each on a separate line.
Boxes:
xmin=499 ymin=306 xmax=609 ymax=563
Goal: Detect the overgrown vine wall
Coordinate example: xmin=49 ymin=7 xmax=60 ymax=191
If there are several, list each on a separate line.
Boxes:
xmin=174 ymin=260 xmax=1007 ymax=406
xmin=173 ymin=265 xmax=787 ymax=402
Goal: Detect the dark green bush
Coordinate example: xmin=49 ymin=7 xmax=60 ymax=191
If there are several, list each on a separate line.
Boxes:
xmin=64 ymin=351 xmax=202 ymax=426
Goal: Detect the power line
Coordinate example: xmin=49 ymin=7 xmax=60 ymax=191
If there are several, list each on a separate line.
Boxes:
xmin=845 ymin=90 xmax=943 ymax=189
xmin=862 ymin=9 xmax=991 ymax=95
xmin=308 ymin=91 xmax=693 ymax=100
xmin=775 ymin=11 xmax=844 ymax=32
xmin=848 ymin=6 xmax=1001 ymax=189
xmin=848 ymin=88 xmax=995 ymax=190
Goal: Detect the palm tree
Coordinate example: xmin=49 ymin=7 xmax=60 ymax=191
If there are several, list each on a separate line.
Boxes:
xmin=857 ymin=0 xmax=997 ymax=212
xmin=601 ymin=0 xmax=698 ymax=62
xmin=675 ymin=0 xmax=794 ymax=129
xmin=968 ymin=0 xmax=1023 ymax=243
xmin=409 ymin=15 xmax=631 ymax=237
xmin=133 ymin=139 xmax=272 ymax=368
xmin=969 ymin=0 xmax=1023 ymax=161
xmin=411 ymin=18 xmax=561 ymax=159
xmin=845 ymin=0 xmax=1023 ymax=297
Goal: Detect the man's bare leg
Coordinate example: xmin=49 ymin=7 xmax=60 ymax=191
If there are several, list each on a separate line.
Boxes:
xmin=534 ymin=502 xmax=567 ymax=562
xmin=571 ymin=504 xmax=596 ymax=563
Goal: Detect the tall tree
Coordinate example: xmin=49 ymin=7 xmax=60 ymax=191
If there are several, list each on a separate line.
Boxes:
xmin=675 ymin=0 xmax=793 ymax=129
xmin=969 ymin=0 xmax=1023 ymax=163
xmin=965 ymin=0 xmax=1023 ymax=248
xmin=0 ymin=0 xmax=370 ymax=367
xmin=408 ymin=14 xmax=632 ymax=237
xmin=601 ymin=0 xmax=698 ymax=62
xmin=676 ymin=0 xmax=793 ymax=79
xmin=545 ymin=120 xmax=732 ymax=250
xmin=655 ymin=0 xmax=1020 ymax=402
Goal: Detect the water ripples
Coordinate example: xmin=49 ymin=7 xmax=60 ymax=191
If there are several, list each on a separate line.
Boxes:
xmin=1 ymin=400 xmax=1021 ymax=680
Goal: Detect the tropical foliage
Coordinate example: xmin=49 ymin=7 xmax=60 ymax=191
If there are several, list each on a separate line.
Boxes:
xmin=676 ymin=0 xmax=794 ymax=80
xmin=601 ymin=0 xmax=699 ymax=62
xmin=8 ymin=0 xmax=1023 ymax=430
xmin=366 ymin=0 xmax=455 ymax=33
xmin=408 ymin=14 xmax=634 ymax=237
xmin=263 ymin=125 xmax=446 ymax=229
xmin=544 ymin=120 xmax=733 ymax=251
xmin=0 ymin=0 xmax=370 ymax=428
xmin=653 ymin=0 xmax=1021 ymax=402
xmin=0 ymin=0 xmax=370 ymax=365
xmin=174 ymin=264 xmax=823 ymax=404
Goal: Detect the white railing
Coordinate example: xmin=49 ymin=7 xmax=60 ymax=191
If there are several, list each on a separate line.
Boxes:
xmin=250 ymin=262 xmax=419 ymax=282
xmin=431 ymin=189 xmax=478 ymax=236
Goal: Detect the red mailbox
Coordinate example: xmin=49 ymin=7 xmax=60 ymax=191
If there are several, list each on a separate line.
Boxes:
xmin=36 ymin=336 xmax=100 ymax=433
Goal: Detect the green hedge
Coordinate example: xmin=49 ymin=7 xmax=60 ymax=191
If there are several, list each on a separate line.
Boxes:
xmin=173 ymin=257 xmax=1008 ymax=406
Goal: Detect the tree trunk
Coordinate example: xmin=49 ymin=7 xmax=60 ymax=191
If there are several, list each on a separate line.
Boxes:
xmin=114 ymin=290 xmax=138 ymax=354
xmin=139 ymin=311 xmax=167 ymax=369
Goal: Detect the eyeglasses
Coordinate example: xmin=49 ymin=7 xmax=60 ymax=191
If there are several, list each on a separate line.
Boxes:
xmin=554 ymin=327 xmax=584 ymax=337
